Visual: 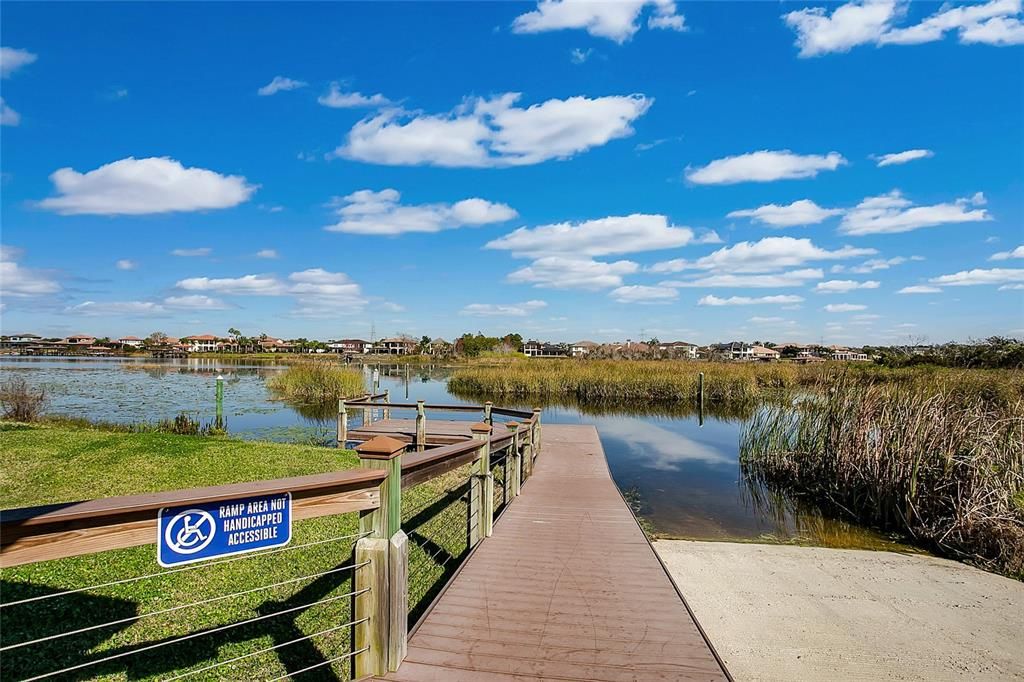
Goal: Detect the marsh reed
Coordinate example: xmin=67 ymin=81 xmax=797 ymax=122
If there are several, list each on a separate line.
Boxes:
xmin=265 ymin=360 xmax=365 ymax=403
xmin=740 ymin=370 xmax=1024 ymax=578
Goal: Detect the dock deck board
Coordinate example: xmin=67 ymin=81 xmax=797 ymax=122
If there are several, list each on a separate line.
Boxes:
xmin=379 ymin=424 xmax=729 ymax=681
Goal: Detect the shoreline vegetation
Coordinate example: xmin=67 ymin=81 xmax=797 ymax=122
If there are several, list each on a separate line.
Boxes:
xmin=264 ymin=360 xmax=365 ymax=403
xmin=448 ymin=359 xmax=1024 ymax=406
xmin=740 ymin=371 xmax=1024 ymax=579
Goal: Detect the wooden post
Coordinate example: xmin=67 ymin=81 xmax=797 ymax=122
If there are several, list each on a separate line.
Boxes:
xmin=467 ymin=467 xmax=482 ymax=549
xmin=521 ymin=419 xmax=533 ymax=481
xmin=470 ymin=422 xmax=494 ymax=537
xmin=484 ymin=401 xmax=493 ymax=425
xmin=415 ymin=400 xmax=426 ymax=451
xmin=337 ymin=400 xmax=348 ymax=448
xmin=383 ymin=389 xmax=391 ymax=420
xmin=215 ymin=374 xmax=224 ymax=428
xmin=532 ymin=408 xmax=542 ymax=454
xmin=506 ymin=422 xmax=521 ymax=498
xmin=698 ymin=372 xmax=705 ymax=427
xmin=363 ymin=402 xmax=372 ymax=429
xmin=354 ymin=435 xmax=407 ymax=677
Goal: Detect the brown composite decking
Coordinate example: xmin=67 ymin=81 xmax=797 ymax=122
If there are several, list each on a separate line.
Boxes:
xmin=349 ymin=418 xmax=475 ymax=445
xmin=378 ymin=424 xmax=730 ymax=682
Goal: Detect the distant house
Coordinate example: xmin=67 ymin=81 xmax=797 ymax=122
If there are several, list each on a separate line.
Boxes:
xmin=64 ymin=333 xmax=96 ymax=346
xmin=117 ymin=336 xmax=144 ymax=348
xmin=328 ymin=339 xmax=371 ymax=354
xmin=831 ymin=347 xmax=870 ymax=362
xmin=751 ymin=345 xmax=780 ymax=361
xmin=0 ymin=333 xmax=42 ymax=349
xmin=571 ymin=341 xmax=598 ymax=358
xmin=711 ymin=342 xmax=753 ymax=361
xmin=259 ymin=336 xmax=297 ymax=353
xmin=377 ymin=337 xmax=416 ymax=355
xmin=658 ymin=341 xmax=699 ymax=359
xmin=523 ymin=341 xmax=569 ymax=358
xmin=427 ymin=338 xmax=453 ymax=356
xmin=182 ymin=334 xmax=223 ymax=352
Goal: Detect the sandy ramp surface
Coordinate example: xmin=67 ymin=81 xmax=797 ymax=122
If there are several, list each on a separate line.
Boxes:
xmin=655 ymin=540 xmax=1024 ymax=681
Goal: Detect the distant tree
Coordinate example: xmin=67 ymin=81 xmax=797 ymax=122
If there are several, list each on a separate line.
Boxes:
xmin=419 ymin=335 xmax=431 ymax=353
xmin=146 ymin=331 xmax=168 ymax=346
xmin=228 ymin=327 xmax=241 ymax=338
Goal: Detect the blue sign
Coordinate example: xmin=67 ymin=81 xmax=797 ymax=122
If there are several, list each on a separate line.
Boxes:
xmin=157 ymin=492 xmax=292 ymax=567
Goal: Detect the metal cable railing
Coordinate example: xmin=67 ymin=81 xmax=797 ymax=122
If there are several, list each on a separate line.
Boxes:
xmin=401 ymin=464 xmax=475 ymax=620
xmin=1 ymin=518 xmax=370 ymax=681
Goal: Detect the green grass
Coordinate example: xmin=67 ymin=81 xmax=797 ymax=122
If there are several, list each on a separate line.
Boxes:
xmin=0 ymin=422 xmax=468 ymax=680
xmin=265 ymin=361 xmax=365 ymax=404
xmin=449 ymin=359 xmax=1024 ymax=408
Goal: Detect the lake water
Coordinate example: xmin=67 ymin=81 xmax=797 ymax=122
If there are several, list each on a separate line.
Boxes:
xmin=0 ymin=356 xmax=906 ymax=549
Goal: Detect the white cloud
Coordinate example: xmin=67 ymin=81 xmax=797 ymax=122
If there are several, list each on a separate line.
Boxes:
xmin=0 ymin=245 xmax=60 ymax=297
xmin=727 ymin=199 xmax=843 ymax=227
xmin=898 ymin=285 xmax=942 ymax=294
xmin=255 ymin=249 xmax=279 ymax=259
xmin=318 ymin=83 xmax=390 ymax=108
xmin=287 ymin=268 xmax=367 ymax=314
xmin=609 ymin=285 xmax=678 ymax=304
xmin=824 ymin=303 xmax=868 ymax=312
xmin=512 ymin=0 xmax=685 ymax=42
xmin=929 ymin=268 xmax=1024 ymax=287
xmin=0 ymin=47 xmax=37 ymax=78
xmin=460 ymin=300 xmax=548 ymax=316
xmin=815 ymin=279 xmax=880 ymax=293
xmin=171 ymin=247 xmax=212 ymax=257
xmin=650 ymin=237 xmax=875 ymax=274
xmin=686 ymin=150 xmax=847 ymax=185
xmin=570 ymin=47 xmax=593 ymax=63
xmin=698 ymin=294 xmax=804 ymax=306
xmin=176 ymin=274 xmax=286 ymax=295
xmin=172 ymin=268 xmax=370 ymax=315
xmin=326 ymin=188 xmax=517 ymax=235
xmin=37 ymin=157 xmax=256 ymax=215
xmin=874 ymin=149 xmax=934 ymax=167
xmin=784 ymin=0 xmax=1024 ymax=57
xmin=507 ymin=256 xmax=638 ymax=290
xmin=164 ymin=295 xmax=232 ymax=310
xmin=487 ymin=214 xmax=698 ymax=258
xmin=990 ymin=245 xmax=1024 ymax=261
xmin=336 ymin=92 xmax=651 ymax=168
xmin=66 ymin=300 xmax=168 ymax=316
xmin=847 ymin=255 xmax=923 ymax=273
xmin=999 ymin=284 xmax=1024 ymax=291
xmin=660 ymin=268 xmax=823 ymax=288
xmin=115 ymin=259 xmax=137 ymax=270
xmin=257 ymin=76 xmax=307 ymax=96
xmin=0 ymin=98 xmax=20 ymax=126
xmin=839 ymin=190 xmax=990 ymax=236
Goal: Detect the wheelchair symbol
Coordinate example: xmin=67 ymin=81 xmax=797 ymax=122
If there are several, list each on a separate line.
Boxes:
xmin=164 ymin=509 xmax=216 ymax=555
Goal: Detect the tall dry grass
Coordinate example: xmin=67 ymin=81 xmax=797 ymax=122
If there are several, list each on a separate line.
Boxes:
xmin=740 ymin=370 xmax=1024 ymax=578
xmin=450 ymin=359 xmax=1024 ymax=407
xmin=265 ymin=361 xmax=365 ymax=403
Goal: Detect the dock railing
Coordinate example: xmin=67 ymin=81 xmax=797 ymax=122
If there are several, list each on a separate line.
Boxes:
xmin=0 ymin=404 xmax=541 ymax=680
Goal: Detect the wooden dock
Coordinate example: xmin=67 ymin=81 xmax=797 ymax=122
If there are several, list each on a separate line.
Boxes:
xmin=350 ymin=418 xmax=475 ymax=445
xmin=379 ymin=424 xmax=730 ymax=681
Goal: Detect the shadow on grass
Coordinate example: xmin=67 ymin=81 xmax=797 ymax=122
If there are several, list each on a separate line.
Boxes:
xmin=1 ymin=556 xmax=358 ymax=681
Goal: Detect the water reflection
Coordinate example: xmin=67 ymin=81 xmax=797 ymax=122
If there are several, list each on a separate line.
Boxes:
xmin=0 ymin=357 xmax=906 ymax=550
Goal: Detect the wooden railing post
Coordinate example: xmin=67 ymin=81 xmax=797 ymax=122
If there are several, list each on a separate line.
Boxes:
xmin=521 ymin=418 xmax=534 ymax=481
xmin=470 ymin=422 xmax=494 ymax=538
xmin=354 ymin=436 xmax=408 ymax=676
xmin=506 ymin=422 xmax=521 ymax=498
xmin=363 ymin=401 xmax=373 ymax=429
xmin=415 ymin=400 xmax=426 ymax=451
xmin=337 ymin=400 xmax=348 ymax=448
xmin=484 ymin=401 xmax=493 ymax=425
xmin=532 ymin=408 xmax=542 ymax=454
xmin=383 ymin=389 xmax=391 ymax=420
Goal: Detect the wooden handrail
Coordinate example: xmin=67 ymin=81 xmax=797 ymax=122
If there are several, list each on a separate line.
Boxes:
xmin=0 ymin=468 xmax=387 ymax=567
xmin=400 ymin=440 xmax=483 ymax=489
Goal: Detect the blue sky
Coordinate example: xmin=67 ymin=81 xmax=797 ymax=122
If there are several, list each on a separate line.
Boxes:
xmin=1 ymin=0 xmax=1022 ymax=345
